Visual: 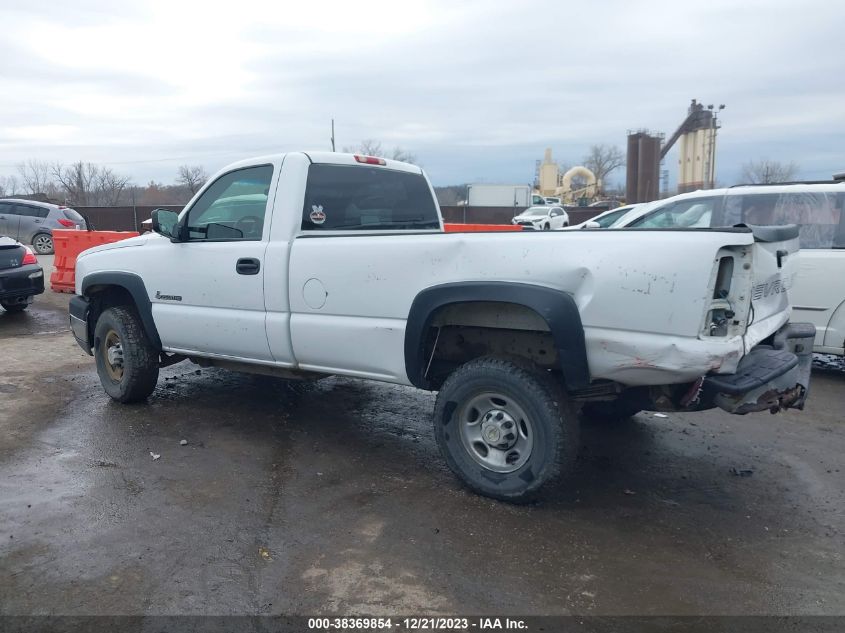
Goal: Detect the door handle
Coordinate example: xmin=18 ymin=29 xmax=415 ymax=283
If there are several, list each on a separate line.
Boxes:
xmin=236 ymin=257 xmax=261 ymax=275
xmin=776 ymin=249 xmax=788 ymax=268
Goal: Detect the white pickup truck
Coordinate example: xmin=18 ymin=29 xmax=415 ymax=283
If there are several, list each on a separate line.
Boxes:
xmin=69 ymin=152 xmax=814 ymax=501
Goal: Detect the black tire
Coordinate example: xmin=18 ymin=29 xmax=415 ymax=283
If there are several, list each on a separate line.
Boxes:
xmin=543 ymin=223 xmax=550 ymax=231
xmin=433 ymin=357 xmax=579 ymax=502
xmin=32 ymin=233 xmax=53 ymax=255
xmin=581 ymin=400 xmax=641 ymax=423
xmin=94 ymin=306 xmax=159 ymax=403
xmin=1 ymin=300 xmax=29 ymax=313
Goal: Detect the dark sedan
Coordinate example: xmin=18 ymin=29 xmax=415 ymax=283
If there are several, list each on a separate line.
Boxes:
xmin=0 ymin=235 xmax=44 ymax=312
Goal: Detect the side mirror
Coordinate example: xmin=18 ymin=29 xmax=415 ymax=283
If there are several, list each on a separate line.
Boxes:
xmin=151 ymin=209 xmax=181 ymax=241
xmin=582 ymin=221 xmax=601 ymax=229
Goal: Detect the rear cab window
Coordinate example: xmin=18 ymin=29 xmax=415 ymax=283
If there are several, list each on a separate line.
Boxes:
xmin=301 ymin=164 xmax=440 ymax=232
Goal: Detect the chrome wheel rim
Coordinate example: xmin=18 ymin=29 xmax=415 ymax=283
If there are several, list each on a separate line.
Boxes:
xmin=102 ymin=329 xmax=124 ymax=381
xmin=34 ymin=235 xmax=52 ymax=252
xmin=458 ymin=391 xmax=533 ymax=473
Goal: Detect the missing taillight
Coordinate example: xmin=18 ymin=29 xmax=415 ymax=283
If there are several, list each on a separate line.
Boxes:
xmin=713 ymin=256 xmax=734 ymax=299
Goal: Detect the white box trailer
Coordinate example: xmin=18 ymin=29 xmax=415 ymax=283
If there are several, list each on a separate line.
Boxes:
xmin=466 ymin=184 xmax=543 ymax=207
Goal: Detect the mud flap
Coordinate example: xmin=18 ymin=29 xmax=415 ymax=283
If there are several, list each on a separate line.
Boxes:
xmin=703 ymin=322 xmax=815 ymax=415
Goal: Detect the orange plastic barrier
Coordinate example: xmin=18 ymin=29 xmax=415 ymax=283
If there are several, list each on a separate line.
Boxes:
xmin=443 ymin=223 xmax=522 ymax=232
xmin=50 ymin=230 xmax=140 ymax=293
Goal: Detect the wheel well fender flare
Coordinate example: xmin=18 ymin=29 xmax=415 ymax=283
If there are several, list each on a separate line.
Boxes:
xmin=404 ymin=281 xmax=589 ymax=390
xmin=81 ymin=272 xmax=162 ymax=349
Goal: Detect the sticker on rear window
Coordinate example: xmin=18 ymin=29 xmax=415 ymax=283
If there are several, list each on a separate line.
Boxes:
xmin=310 ymin=205 xmax=326 ymax=225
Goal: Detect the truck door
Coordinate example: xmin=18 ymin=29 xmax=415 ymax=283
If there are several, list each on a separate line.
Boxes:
xmin=143 ymin=164 xmax=277 ymax=361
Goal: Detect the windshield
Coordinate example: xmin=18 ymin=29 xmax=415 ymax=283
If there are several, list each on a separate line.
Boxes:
xmin=593 ymin=207 xmax=630 ymax=228
xmin=630 ymin=198 xmax=716 ymax=229
xmin=524 ymin=208 xmax=549 ymax=216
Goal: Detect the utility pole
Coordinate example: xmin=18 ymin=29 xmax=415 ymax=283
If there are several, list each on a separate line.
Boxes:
xmin=331 ymin=119 xmax=336 ymax=152
xmin=705 ymin=103 xmax=725 ymax=189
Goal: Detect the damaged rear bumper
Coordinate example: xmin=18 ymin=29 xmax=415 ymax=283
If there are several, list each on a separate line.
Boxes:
xmin=703 ymin=322 xmax=815 ymax=414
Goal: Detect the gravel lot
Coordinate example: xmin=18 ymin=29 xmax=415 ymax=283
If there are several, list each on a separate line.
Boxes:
xmin=1 ymin=258 xmax=843 ymax=616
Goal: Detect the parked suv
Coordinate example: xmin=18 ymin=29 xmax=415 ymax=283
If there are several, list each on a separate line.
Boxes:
xmin=512 ymin=205 xmax=569 ymax=230
xmin=612 ymin=182 xmax=845 ymax=355
xmin=0 ymin=199 xmax=87 ymax=254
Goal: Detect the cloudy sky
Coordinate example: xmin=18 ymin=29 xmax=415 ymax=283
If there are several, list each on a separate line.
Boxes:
xmin=1 ymin=0 xmax=843 ymax=188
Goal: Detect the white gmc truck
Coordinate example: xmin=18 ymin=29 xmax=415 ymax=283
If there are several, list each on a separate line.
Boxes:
xmin=69 ymin=152 xmax=815 ymax=501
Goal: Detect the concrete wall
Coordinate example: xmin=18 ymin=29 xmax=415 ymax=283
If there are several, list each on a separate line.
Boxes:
xmin=75 ymin=205 xmax=183 ymax=231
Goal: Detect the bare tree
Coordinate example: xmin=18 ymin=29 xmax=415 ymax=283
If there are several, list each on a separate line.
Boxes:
xmin=16 ymin=159 xmax=54 ymax=195
xmin=96 ymin=167 xmax=131 ymax=205
xmin=0 ymin=175 xmax=19 ymax=197
xmin=342 ymin=139 xmax=418 ymax=165
xmin=389 ymin=146 xmax=417 ymax=164
xmin=176 ymin=165 xmax=208 ymax=195
xmin=343 ymin=139 xmax=384 ymax=156
xmin=583 ymin=144 xmax=625 ymax=192
xmin=52 ymin=161 xmax=100 ymax=206
xmin=741 ymin=159 xmax=799 ymax=184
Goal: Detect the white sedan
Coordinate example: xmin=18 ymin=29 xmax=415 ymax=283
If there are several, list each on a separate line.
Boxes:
xmin=512 ymin=206 xmax=569 ymax=230
xmin=561 ymin=204 xmax=640 ymax=230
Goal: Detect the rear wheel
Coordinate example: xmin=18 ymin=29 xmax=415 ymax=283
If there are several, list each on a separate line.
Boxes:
xmin=433 ymin=357 xmax=579 ymax=502
xmin=32 ymin=233 xmax=53 ymax=255
xmin=94 ymin=306 xmax=159 ymax=403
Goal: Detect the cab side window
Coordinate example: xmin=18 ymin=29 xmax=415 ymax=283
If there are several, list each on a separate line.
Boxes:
xmin=184 ymin=165 xmax=273 ymax=241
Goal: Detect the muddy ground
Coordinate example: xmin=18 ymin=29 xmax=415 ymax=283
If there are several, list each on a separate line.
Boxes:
xmin=1 ymin=258 xmax=843 ymax=616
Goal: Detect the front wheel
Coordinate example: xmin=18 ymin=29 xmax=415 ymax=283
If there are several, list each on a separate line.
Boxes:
xmin=543 ymin=223 xmax=550 ymax=231
xmin=94 ymin=306 xmax=159 ymax=403
xmin=433 ymin=357 xmax=579 ymax=502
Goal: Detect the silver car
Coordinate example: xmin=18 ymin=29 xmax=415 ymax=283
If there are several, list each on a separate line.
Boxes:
xmin=0 ymin=199 xmax=87 ymax=254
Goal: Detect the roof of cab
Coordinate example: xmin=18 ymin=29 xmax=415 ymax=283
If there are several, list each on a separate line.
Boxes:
xmin=215 ymin=151 xmax=424 ymax=176
xmin=304 ymin=151 xmax=423 ymax=174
